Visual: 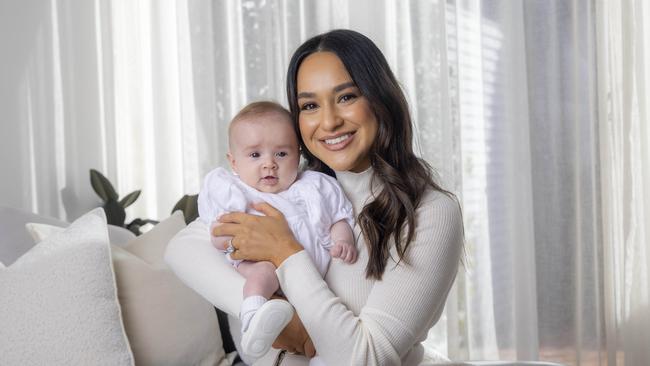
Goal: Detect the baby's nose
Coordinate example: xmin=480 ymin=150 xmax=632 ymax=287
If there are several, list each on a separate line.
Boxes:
xmin=263 ymin=157 xmax=277 ymax=169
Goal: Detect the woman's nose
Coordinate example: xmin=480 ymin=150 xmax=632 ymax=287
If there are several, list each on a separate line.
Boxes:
xmin=320 ymin=105 xmax=344 ymax=131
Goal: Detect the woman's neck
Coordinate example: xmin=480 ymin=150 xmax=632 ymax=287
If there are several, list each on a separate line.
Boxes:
xmin=334 ymin=167 xmax=376 ymax=215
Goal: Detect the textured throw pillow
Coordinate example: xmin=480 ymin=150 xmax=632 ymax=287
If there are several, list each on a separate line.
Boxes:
xmin=0 ymin=208 xmax=135 ymax=366
xmin=25 ymin=221 xmax=135 ymax=248
xmin=27 ymin=211 xmax=228 ymax=366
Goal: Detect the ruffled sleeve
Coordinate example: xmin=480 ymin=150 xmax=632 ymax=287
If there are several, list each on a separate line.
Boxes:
xmin=299 ymin=171 xmax=355 ymax=248
xmin=197 ymin=167 xmax=249 ymax=226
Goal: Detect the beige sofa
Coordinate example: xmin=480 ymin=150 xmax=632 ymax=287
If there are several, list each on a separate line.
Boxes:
xmin=0 ymin=206 xmax=230 ymax=366
xmin=0 ymin=206 xmax=565 ymax=366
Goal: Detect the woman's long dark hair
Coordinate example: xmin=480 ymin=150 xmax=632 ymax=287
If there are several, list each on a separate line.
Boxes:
xmin=287 ymin=29 xmax=453 ymax=280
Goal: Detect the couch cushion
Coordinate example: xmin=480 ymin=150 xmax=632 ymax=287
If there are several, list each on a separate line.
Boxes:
xmin=0 ymin=208 xmax=134 ymax=365
xmin=27 ymin=211 xmax=229 ymax=366
xmin=0 ymin=206 xmax=136 ymax=265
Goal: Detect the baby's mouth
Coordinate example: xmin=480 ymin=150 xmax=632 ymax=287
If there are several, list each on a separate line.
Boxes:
xmin=260 ymin=176 xmax=278 ymax=185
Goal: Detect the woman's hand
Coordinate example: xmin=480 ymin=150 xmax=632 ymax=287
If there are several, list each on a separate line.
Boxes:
xmin=272 ymin=310 xmax=316 ymax=357
xmin=212 ymin=202 xmax=303 ymax=267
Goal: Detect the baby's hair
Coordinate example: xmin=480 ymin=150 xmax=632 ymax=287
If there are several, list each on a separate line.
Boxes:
xmin=229 ymin=101 xmax=292 ymax=137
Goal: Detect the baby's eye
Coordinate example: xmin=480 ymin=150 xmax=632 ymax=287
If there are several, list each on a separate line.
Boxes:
xmin=300 ymin=102 xmax=317 ymax=111
xmin=338 ymin=93 xmax=357 ymax=103
xmin=276 ymin=151 xmax=288 ymax=158
xmin=249 ymin=152 xmax=260 ymax=158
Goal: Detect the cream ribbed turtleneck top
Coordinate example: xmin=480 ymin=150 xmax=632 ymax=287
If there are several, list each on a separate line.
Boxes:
xmin=165 ymin=168 xmax=463 ymax=366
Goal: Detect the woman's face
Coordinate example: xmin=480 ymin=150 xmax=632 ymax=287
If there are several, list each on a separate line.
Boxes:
xmin=296 ymin=52 xmax=378 ymax=173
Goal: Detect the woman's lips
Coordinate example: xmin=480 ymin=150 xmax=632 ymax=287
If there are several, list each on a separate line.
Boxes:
xmin=320 ymin=132 xmax=354 ymax=151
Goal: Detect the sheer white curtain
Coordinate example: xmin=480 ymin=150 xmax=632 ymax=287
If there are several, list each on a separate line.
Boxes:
xmin=445 ymin=0 xmax=603 ymax=363
xmin=0 ymin=0 xmax=196 ymax=222
xmin=2 ymin=0 xmax=648 ymax=365
xmin=597 ymin=0 xmax=650 ymax=365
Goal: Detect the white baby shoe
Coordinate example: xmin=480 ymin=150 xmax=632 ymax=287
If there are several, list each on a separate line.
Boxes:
xmin=241 ymin=299 xmax=294 ymax=360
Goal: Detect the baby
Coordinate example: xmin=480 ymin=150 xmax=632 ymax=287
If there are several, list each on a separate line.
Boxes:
xmin=198 ymin=101 xmax=357 ymax=362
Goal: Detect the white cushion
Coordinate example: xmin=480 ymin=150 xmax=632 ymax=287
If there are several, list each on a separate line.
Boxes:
xmin=0 ymin=208 xmax=135 ymax=365
xmin=27 ymin=211 xmax=228 ymax=366
xmin=0 ymin=205 xmax=137 ymax=266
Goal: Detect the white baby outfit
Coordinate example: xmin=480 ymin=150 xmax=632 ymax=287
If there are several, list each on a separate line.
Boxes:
xmin=198 ymin=167 xmax=355 ymax=277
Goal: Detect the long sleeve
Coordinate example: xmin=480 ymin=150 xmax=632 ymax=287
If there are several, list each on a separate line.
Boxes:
xmin=276 ymin=191 xmax=463 ymax=366
xmin=164 ymin=219 xmax=244 ymax=317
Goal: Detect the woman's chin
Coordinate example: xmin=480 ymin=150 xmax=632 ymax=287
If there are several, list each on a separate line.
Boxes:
xmin=321 ymin=161 xmax=353 ymax=172
xmin=322 ymin=158 xmax=370 ymax=173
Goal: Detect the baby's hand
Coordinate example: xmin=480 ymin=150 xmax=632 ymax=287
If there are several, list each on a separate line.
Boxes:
xmin=329 ymin=240 xmax=357 ymax=264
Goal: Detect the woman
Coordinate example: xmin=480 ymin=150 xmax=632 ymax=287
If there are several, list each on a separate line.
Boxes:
xmin=166 ymin=29 xmax=463 ymax=365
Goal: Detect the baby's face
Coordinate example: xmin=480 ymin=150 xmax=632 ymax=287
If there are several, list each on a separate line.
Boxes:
xmin=228 ymin=114 xmax=300 ymax=193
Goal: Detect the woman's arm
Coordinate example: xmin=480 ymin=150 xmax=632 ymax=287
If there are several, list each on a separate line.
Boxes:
xmin=277 ymin=192 xmax=463 ymax=365
xmin=165 ymin=218 xmax=316 ymax=357
xmin=164 ymin=219 xmax=244 ymax=316
xmin=214 ymin=193 xmax=462 ymax=364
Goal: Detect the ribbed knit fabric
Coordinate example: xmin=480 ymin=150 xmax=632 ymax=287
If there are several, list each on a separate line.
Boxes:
xmin=165 ymin=167 xmax=463 ymax=366
xmin=275 ymin=168 xmax=463 ymax=366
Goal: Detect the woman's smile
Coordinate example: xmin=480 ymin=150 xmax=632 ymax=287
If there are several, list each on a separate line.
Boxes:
xmin=321 ymin=132 xmax=355 ymax=150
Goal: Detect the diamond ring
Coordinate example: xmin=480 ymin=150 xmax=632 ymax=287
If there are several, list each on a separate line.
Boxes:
xmin=224 ymin=238 xmax=236 ymax=254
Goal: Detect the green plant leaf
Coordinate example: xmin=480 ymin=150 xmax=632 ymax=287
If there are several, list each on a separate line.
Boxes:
xmin=90 ymin=169 xmax=118 ymax=202
xmin=128 ymin=218 xmax=160 ymax=226
xmin=125 ymin=218 xmax=160 ymax=236
xmin=184 ymin=195 xmax=199 ymax=224
xmin=103 ymin=199 xmax=126 ymax=226
xmin=172 ymin=194 xmax=199 ymax=224
xmin=172 ymin=195 xmax=189 ymax=213
xmin=126 ymin=222 xmax=141 ymax=236
xmin=119 ymin=190 xmax=141 ymax=208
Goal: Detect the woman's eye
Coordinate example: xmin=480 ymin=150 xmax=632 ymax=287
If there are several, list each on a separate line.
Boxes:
xmin=276 ymin=152 xmax=288 ymax=158
xmin=250 ymin=152 xmax=260 ymax=158
xmin=339 ymin=93 xmax=357 ymax=103
xmin=300 ymin=102 xmax=317 ymax=111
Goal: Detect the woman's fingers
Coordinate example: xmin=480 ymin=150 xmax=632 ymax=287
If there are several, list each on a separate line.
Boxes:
xmin=211 ymin=222 xmax=242 ymax=237
xmin=215 ymin=202 xmax=301 ymax=265
xmin=217 ymin=211 xmax=249 ymax=224
xmin=250 ymin=201 xmax=283 ymax=218
xmin=229 ymin=247 xmax=243 ymax=260
xmin=271 ymin=311 xmax=310 ymax=355
xmin=303 ymin=338 xmax=316 ymax=358
xmin=223 ymin=237 xmax=246 ymax=261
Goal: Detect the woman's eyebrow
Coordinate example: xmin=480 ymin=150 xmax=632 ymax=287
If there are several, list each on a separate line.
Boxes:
xmin=333 ymin=81 xmax=356 ymax=93
xmin=297 ymin=91 xmax=315 ymax=99
xmin=297 ymin=81 xmax=357 ymax=99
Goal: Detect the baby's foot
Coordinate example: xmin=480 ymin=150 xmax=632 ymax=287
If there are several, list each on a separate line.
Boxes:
xmin=241 ymin=299 xmax=294 ymax=360
xmin=329 ymin=240 xmax=358 ymax=264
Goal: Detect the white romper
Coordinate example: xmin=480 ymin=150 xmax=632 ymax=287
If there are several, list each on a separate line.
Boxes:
xmin=197 ymin=167 xmax=355 ymax=276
